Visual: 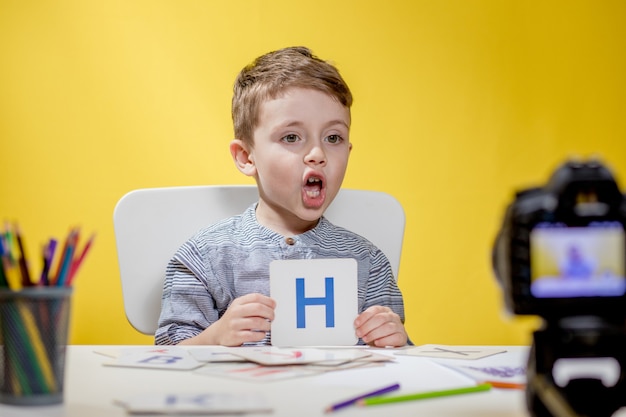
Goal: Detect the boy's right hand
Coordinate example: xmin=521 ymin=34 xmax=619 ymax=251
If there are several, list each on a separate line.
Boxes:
xmin=189 ymin=293 xmax=276 ymax=346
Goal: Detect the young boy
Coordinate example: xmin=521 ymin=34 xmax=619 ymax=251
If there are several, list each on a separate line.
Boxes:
xmin=155 ymin=46 xmax=409 ymax=347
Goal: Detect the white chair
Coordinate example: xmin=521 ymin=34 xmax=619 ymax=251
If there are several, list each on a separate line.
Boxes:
xmin=113 ymin=185 xmax=405 ymax=335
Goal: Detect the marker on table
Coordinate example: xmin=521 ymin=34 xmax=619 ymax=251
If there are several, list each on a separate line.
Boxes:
xmin=358 ymin=383 xmax=492 ymax=407
xmin=324 ymin=383 xmax=400 ymax=413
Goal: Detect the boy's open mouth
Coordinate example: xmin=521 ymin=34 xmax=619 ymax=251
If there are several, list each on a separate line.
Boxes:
xmin=303 ymin=176 xmax=323 ymax=198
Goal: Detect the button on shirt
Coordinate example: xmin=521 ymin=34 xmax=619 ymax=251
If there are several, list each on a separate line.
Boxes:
xmin=155 ymin=203 xmax=406 ymax=345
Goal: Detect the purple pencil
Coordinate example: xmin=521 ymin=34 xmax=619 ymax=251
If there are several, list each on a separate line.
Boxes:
xmin=324 ymin=383 xmax=400 ymax=413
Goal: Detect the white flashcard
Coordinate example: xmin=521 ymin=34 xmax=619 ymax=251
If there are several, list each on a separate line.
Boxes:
xmin=395 ymin=344 xmax=507 ymax=360
xmin=186 ymin=346 xmax=247 ymax=363
xmin=195 ymin=362 xmax=324 ymax=382
xmin=103 ymin=346 xmax=203 ymax=370
xmin=439 ymin=363 xmax=526 ymax=384
xmin=231 ymin=347 xmax=370 ymax=366
xmin=270 ymin=258 xmax=358 ymax=346
xmin=116 ymin=392 xmax=272 ymax=415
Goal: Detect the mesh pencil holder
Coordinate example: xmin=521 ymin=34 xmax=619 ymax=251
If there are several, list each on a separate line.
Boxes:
xmin=0 ymin=287 xmax=72 ymax=405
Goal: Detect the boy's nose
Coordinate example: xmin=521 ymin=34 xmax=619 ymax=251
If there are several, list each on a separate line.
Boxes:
xmin=305 ymin=143 xmax=327 ymax=165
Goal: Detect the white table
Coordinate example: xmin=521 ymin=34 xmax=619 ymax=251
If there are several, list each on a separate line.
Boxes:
xmin=1 ymin=345 xmax=530 ymax=417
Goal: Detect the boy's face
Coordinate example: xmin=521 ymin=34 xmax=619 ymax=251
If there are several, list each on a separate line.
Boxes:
xmin=235 ymin=87 xmax=351 ymax=235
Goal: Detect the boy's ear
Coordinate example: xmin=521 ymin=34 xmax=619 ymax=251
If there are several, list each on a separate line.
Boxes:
xmin=230 ymin=139 xmax=257 ymax=177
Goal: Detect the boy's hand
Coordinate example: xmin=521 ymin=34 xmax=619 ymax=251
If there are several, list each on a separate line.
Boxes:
xmin=183 ymin=293 xmax=276 ymax=346
xmin=354 ymin=306 xmax=408 ymax=347
xmin=214 ymin=293 xmax=276 ymax=346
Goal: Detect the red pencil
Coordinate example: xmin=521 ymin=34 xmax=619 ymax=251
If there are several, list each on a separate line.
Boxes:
xmin=66 ymin=233 xmax=95 ymax=286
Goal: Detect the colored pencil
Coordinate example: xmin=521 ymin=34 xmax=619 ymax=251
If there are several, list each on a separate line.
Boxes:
xmin=5 ymin=304 xmax=49 ymax=393
xmin=0 ymin=234 xmax=9 ymax=288
xmin=0 ymin=223 xmax=93 ymax=399
xmin=324 ymin=383 xmax=400 ymax=413
xmin=50 ymin=228 xmax=73 ymax=286
xmin=17 ymin=302 xmax=57 ymax=392
xmin=2 ymin=228 xmax=21 ymax=290
xmin=66 ymin=233 xmax=94 ymax=286
xmin=39 ymin=238 xmax=57 ymax=286
xmin=55 ymin=230 xmax=78 ymax=287
xmin=484 ymin=380 xmax=526 ymax=390
xmin=359 ymin=383 xmax=492 ymax=406
xmin=2 ymin=249 xmax=21 ymax=291
xmin=14 ymin=224 xmax=32 ymax=287
xmin=0 ymin=225 xmax=92 ymax=289
xmin=0 ymin=259 xmax=8 ymax=288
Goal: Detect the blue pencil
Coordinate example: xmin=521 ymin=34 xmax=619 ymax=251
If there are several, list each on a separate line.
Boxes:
xmin=55 ymin=231 xmax=77 ymax=287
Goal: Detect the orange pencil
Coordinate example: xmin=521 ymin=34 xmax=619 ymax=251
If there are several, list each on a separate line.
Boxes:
xmin=484 ymin=381 xmax=526 ymax=390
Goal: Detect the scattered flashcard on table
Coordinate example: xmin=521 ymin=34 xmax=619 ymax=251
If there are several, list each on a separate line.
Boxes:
xmin=439 ymin=362 xmax=527 ymax=384
xmin=270 ymin=258 xmax=358 ymax=346
xmin=102 ymin=346 xmax=203 ymax=371
xmin=395 ymin=344 xmax=507 ymax=360
xmin=186 ymin=346 xmax=247 ymax=363
xmin=310 ymin=350 xmax=395 ymax=367
xmin=94 ymin=347 xmax=124 ymax=359
xmin=305 ymin=359 xmax=386 ymax=372
xmin=115 ymin=392 xmax=272 ymax=415
xmin=231 ymin=347 xmax=371 ymax=366
xmin=195 ymin=362 xmax=324 ymax=382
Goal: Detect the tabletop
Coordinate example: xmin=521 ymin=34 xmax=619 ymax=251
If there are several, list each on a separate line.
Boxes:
xmin=1 ymin=345 xmax=531 ymax=417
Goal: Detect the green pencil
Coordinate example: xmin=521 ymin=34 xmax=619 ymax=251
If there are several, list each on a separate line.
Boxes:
xmin=359 ymin=383 xmax=492 ymax=406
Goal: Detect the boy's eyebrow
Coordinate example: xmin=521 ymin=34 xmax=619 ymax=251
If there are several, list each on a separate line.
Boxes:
xmin=280 ymin=119 xmax=351 ymax=130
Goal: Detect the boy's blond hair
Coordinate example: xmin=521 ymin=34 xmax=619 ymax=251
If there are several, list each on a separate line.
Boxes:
xmin=232 ymin=46 xmax=353 ymax=147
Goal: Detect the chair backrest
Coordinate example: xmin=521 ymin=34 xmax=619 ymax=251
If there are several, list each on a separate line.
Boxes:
xmin=113 ymin=185 xmax=405 ymax=335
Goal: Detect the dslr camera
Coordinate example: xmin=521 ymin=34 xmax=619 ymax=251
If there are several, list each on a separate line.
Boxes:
xmin=493 ymin=159 xmax=626 ymax=417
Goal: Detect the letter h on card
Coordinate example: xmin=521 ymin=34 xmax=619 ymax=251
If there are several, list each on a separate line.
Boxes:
xmin=295 ymin=277 xmax=335 ymax=328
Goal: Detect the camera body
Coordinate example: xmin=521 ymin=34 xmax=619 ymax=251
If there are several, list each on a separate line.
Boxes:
xmin=493 ymin=159 xmax=626 ymax=417
xmin=493 ymin=160 xmax=626 ymax=320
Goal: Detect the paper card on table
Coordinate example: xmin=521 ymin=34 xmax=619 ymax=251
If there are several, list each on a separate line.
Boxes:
xmin=349 ymin=350 xmax=396 ymax=363
xmin=310 ymin=350 xmax=393 ymax=367
xmin=93 ymin=348 xmax=123 ymax=359
xmin=186 ymin=346 xmax=246 ymax=363
xmin=231 ymin=347 xmax=370 ymax=366
xmin=306 ymin=360 xmax=386 ymax=372
xmin=395 ymin=344 xmax=507 ymax=360
xmin=195 ymin=362 xmax=324 ymax=382
xmin=439 ymin=362 xmax=527 ymax=384
xmin=103 ymin=346 xmax=203 ymax=370
xmin=115 ymin=392 xmax=272 ymax=415
xmin=270 ymin=258 xmax=358 ymax=347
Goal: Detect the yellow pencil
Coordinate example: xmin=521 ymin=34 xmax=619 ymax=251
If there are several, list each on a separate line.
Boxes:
xmin=2 ymin=256 xmax=22 ymax=290
xmin=17 ymin=301 xmax=58 ymax=392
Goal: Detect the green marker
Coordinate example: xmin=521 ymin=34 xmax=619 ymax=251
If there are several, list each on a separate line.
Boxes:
xmin=359 ymin=383 xmax=492 ymax=406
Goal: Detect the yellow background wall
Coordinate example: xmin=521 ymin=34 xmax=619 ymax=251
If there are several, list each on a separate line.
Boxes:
xmin=1 ymin=0 xmax=625 ymax=346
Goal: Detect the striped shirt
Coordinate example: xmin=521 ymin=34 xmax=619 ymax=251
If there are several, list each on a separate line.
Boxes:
xmin=155 ymin=203 xmax=406 ymax=345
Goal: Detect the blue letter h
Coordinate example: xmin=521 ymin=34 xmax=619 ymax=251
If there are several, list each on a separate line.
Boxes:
xmin=295 ymin=277 xmax=335 ymax=328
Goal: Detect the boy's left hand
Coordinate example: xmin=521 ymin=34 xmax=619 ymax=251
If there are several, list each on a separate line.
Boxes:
xmin=354 ymin=306 xmax=408 ymax=347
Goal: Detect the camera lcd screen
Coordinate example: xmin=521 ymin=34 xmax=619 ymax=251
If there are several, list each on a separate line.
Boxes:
xmin=530 ymin=222 xmax=626 ymax=298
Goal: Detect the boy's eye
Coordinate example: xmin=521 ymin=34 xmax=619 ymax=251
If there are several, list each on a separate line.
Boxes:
xmin=281 ymin=134 xmax=300 ymax=143
xmin=326 ymin=134 xmax=343 ymax=144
